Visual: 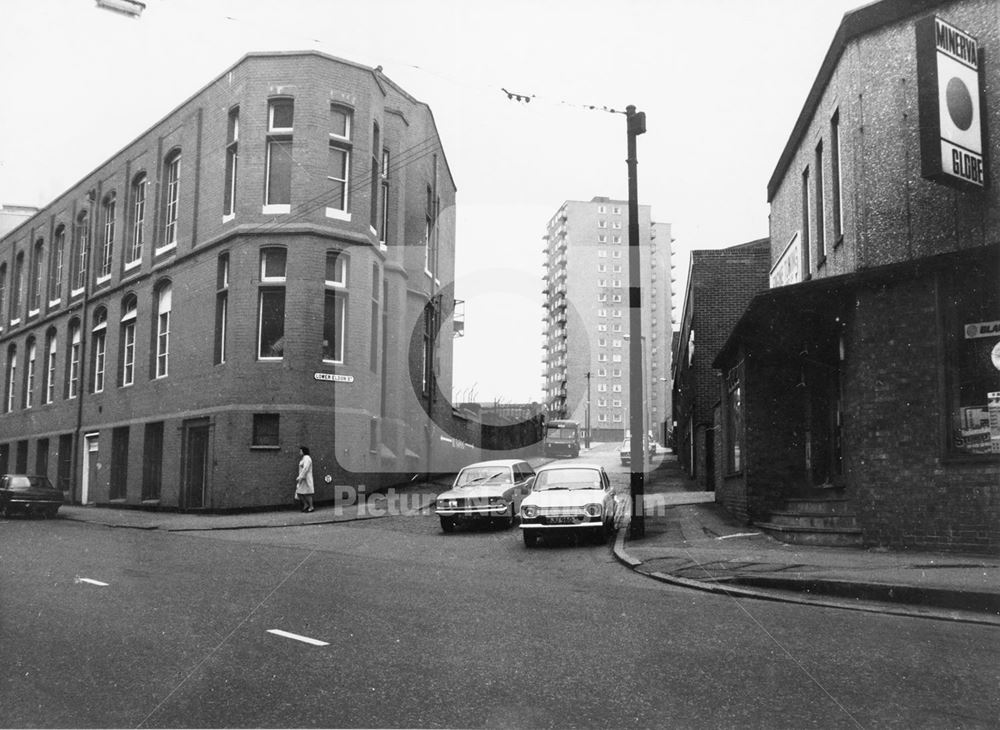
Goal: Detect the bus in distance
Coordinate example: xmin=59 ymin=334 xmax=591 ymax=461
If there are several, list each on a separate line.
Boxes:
xmin=543 ymin=419 xmax=581 ymax=458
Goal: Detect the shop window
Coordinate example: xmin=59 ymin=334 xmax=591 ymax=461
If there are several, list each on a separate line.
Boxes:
xmin=948 ymin=270 xmax=1000 ymax=457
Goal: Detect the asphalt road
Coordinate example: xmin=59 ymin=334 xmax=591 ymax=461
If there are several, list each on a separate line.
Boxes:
xmin=3 ymin=447 xmax=999 ymax=728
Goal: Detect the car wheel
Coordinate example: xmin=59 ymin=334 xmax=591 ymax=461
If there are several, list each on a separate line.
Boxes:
xmin=0 ymin=501 xmax=7 ymax=519
xmin=523 ymin=529 xmax=540 ymax=548
xmin=439 ymin=516 xmax=455 ymax=533
xmin=46 ymin=506 xmax=59 ymax=519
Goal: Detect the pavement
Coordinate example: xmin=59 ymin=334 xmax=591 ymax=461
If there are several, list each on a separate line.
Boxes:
xmin=50 ymin=453 xmax=1000 ymax=627
xmin=613 ymin=453 xmax=1000 ymax=627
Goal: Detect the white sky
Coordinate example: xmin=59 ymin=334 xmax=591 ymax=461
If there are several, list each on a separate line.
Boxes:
xmin=0 ymin=0 xmax=865 ymax=404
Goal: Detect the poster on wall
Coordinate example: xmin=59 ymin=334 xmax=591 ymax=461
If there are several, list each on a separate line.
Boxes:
xmin=989 ymin=392 xmax=1000 ymax=454
xmin=916 ymin=15 xmax=987 ymax=190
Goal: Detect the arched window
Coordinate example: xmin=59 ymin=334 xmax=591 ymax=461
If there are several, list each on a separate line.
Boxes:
xmin=92 ymin=307 xmax=108 ymax=393
xmin=154 ymin=282 xmax=171 ymax=378
xmin=99 ymin=191 xmax=116 ymax=280
xmin=29 ymin=238 xmax=43 ymax=313
xmin=49 ymin=224 xmax=65 ymax=303
xmin=72 ymin=210 xmax=89 ymax=292
xmin=11 ymin=251 xmax=24 ymax=323
xmin=0 ymin=263 xmax=6 ymax=329
xmin=120 ymin=294 xmax=137 ymax=387
xmin=24 ymin=337 xmax=36 ymax=409
xmin=67 ymin=319 xmax=81 ymax=399
xmin=4 ymin=344 xmax=16 ymax=413
xmin=162 ymin=151 xmax=181 ymax=248
xmin=44 ymin=328 xmax=57 ymax=404
xmin=128 ymin=173 xmax=146 ymax=266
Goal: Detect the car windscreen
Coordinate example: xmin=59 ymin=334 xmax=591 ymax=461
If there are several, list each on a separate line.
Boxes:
xmin=534 ymin=469 xmax=602 ymax=491
xmin=7 ymin=476 xmax=54 ymax=490
xmin=545 ymin=427 xmax=577 ymax=441
xmin=456 ymin=468 xmax=512 ymax=486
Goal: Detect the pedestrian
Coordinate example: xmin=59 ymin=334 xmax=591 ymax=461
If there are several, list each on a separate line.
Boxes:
xmin=296 ymin=446 xmax=315 ymax=512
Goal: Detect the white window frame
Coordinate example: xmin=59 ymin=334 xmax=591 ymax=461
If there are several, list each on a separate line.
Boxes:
xmin=44 ymin=335 xmax=56 ymax=404
xmin=5 ymin=351 xmax=15 ymax=413
xmin=25 ymin=341 xmax=35 ymax=409
xmin=68 ymin=323 xmax=81 ymax=399
xmin=325 ymin=144 xmax=351 ymax=219
xmin=99 ymin=193 xmax=115 ymax=282
xmin=161 ymin=153 xmax=180 ymax=252
xmin=93 ymin=322 xmax=106 ymax=393
xmin=155 ymin=285 xmax=171 ymax=379
xmin=121 ymin=301 xmax=137 ymax=387
xmin=128 ymin=175 xmax=146 ymax=268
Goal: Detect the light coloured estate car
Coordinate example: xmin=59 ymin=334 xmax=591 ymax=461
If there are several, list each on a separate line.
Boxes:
xmin=519 ymin=463 xmax=617 ymax=547
xmin=435 ymin=459 xmax=536 ymax=532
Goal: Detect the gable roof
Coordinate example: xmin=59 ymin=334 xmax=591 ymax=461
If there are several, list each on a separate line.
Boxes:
xmin=766 ymin=0 xmax=958 ymax=202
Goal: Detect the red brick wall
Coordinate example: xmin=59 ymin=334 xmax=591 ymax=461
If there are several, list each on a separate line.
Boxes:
xmin=0 ymin=52 xmax=458 ymax=509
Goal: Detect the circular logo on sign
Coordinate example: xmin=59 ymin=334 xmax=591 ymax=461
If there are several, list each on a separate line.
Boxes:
xmin=966 ymin=324 xmax=979 ymax=338
xmin=946 ymin=77 xmax=974 ymax=131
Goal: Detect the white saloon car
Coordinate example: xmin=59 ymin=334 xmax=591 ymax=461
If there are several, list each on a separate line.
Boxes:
xmin=519 ymin=463 xmax=617 ymax=547
xmin=435 ymin=459 xmax=536 ymax=532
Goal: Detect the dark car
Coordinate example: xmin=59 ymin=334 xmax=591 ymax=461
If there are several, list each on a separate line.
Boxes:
xmin=0 ymin=474 xmax=63 ymax=518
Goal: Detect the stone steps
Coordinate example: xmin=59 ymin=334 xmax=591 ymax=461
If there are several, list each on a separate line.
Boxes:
xmin=758 ymin=494 xmax=863 ymax=547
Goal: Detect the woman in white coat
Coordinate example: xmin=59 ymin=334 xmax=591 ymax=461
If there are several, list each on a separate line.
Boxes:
xmin=296 ymin=446 xmax=315 ymax=512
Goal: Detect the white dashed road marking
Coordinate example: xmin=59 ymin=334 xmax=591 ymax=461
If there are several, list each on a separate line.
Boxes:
xmin=76 ymin=577 xmax=109 ymax=586
xmin=266 ymin=629 xmax=329 ymax=646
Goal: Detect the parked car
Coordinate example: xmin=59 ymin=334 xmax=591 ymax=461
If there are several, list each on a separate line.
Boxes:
xmin=519 ymin=463 xmax=617 ymax=547
xmin=0 ymin=474 xmax=63 ymax=518
xmin=619 ymin=437 xmax=647 ymax=465
xmin=435 ymin=459 xmax=536 ymax=532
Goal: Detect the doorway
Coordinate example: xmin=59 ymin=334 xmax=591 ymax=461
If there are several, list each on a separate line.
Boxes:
xmin=82 ymin=433 xmax=99 ymax=505
xmin=182 ymin=419 xmax=211 ymax=509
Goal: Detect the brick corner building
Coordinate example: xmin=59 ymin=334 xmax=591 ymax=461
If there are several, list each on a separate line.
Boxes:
xmin=713 ymin=0 xmax=999 ymax=553
xmin=0 ymin=51 xmax=461 ymax=510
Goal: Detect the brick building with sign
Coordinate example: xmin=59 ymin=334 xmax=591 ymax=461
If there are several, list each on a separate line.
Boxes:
xmin=672 ymin=239 xmax=769 ymax=491
xmin=713 ymin=0 xmax=999 ymax=553
xmin=0 ymin=51 xmax=463 ymax=510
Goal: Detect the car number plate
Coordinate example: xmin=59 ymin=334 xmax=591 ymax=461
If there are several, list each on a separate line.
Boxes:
xmin=549 ymin=516 xmax=578 ymax=525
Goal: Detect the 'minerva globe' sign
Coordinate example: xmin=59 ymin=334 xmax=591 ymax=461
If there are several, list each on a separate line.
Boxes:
xmin=916 ymin=16 xmax=987 ymax=190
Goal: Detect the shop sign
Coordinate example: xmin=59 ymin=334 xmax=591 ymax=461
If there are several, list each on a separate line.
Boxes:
xmin=916 ymin=16 xmax=987 ymax=190
xmin=769 ymin=231 xmax=802 ymax=289
xmin=965 ymin=320 xmax=1000 ymax=338
xmin=314 ymin=372 xmax=354 ymax=383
